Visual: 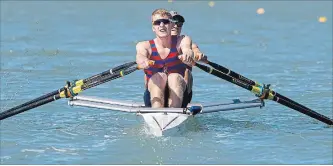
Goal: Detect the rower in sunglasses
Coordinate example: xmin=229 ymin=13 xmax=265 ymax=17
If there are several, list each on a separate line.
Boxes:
xmin=169 ymin=10 xmax=208 ymax=105
xmin=170 ymin=11 xmax=207 ymax=61
xmin=136 ymin=8 xmax=195 ymax=108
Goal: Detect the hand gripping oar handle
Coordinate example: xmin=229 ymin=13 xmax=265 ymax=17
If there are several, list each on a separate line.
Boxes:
xmin=0 ymin=61 xmax=153 ymax=121
xmin=194 ymin=62 xmax=333 ymax=125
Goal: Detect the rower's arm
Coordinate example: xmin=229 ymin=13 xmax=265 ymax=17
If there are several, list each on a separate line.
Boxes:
xmin=192 ymin=43 xmax=207 ymax=62
xmin=180 ymin=35 xmax=193 ymax=53
xmin=179 ymin=36 xmax=194 ymax=65
xmin=136 ymin=41 xmax=150 ymax=69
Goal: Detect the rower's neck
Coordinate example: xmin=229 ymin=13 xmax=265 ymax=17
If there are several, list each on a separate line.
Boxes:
xmin=156 ymin=36 xmax=171 ymax=48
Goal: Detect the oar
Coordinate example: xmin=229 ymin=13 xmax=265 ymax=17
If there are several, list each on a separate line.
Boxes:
xmin=0 ymin=61 xmax=152 ymax=121
xmin=194 ymin=62 xmax=333 ymax=125
xmin=200 ymin=57 xmax=311 ymax=112
xmin=0 ymin=61 xmax=136 ymax=116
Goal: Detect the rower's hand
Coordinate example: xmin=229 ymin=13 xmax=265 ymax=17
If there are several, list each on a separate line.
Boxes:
xmin=195 ymin=52 xmax=204 ymax=61
xmin=199 ymin=53 xmax=208 ymax=63
xmin=137 ymin=59 xmax=151 ymax=69
xmin=178 ymin=53 xmax=195 ymax=66
xmin=194 ymin=52 xmax=208 ymax=63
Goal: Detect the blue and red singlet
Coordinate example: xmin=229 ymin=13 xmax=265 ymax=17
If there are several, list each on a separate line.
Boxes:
xmin=144 ymin=36 xmax=188 ymax=82
xmin=143 ymin=36 xmax=193 ymax=108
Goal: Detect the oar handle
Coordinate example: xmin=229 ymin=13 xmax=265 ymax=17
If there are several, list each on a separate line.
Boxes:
xmin=196 ymin=54 xmax=209 ymax=63
xmin=137 ymin=60 xmax=155 ymax=69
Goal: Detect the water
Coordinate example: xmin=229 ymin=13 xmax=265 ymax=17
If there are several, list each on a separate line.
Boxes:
xmin=1 ymin=1 xmax=332 ymax=164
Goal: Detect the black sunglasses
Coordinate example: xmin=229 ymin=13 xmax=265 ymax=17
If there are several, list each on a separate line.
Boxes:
xmin=172 ymin=16 xmax=184 ymax=27
xmin=175 ymin=22 xmax=183 ymax=27
xmin=152 ymin=19 xmax=171 ymax=25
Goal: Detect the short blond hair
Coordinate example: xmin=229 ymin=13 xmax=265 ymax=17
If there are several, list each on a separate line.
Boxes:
xmin=151 ymin=8 xmax=172 ymax=20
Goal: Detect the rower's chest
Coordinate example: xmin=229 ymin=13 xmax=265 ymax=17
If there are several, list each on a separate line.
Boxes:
xmin=150 ymin=46 xmax=180 ymax=59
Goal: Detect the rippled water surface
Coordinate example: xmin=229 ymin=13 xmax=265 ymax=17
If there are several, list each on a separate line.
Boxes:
xmin=1 ymin=1 xmax=332 ymax=164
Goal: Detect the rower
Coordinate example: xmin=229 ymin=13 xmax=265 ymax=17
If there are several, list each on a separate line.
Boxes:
xmin=135 ymin=8 xmax=195 ymax=108
xmin=169 ymin=10 xmax=208 ymax=105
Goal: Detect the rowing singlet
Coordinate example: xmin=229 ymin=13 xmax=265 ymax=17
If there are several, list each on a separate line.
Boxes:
xmin=144 ymin=36 xmax=188 ymax=82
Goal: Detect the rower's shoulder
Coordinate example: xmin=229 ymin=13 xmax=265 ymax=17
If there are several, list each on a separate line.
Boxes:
xmin=178 ymin=35 xmax=192 ymax=46
xmin=136 ymin=40 xmax=151 ymax=50
xmin=179 ymin=35 xmax=198 ymax=48
xmin=178 ymin=34 xmax=192 ymax=41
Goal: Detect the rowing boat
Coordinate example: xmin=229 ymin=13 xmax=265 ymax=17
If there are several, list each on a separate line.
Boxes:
xmin=68 ymin=95 xmax=265 ymax=136
xmin=1 ymin=59 xmax=331 ymax=134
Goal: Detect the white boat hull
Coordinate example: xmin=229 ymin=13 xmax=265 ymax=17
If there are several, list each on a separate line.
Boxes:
xmin=140 ymin=113 xmax=190 ymax=136
xmin=68 ymin=95 xmax=264 ymax=136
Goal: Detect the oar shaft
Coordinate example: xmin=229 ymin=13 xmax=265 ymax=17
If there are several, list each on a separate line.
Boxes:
xmin=1 ymin=61 xmax=137 ymax=116
xmin=270 ymin=90 xmax=312 ymax=111
xmin=0 ymin=94 xmax=61 ymax=120
xmin=275 ymin=97 xmax=333 ymax=125
xmin=207 ymin=61 xmax=260 ymax=87
xmin=195 ymin=63 xmax=254 ymax=91
xmin=82 ymin=61 xmax=136 ymax=85
xmin=0 ymin=62 xmax=139 ymax=121
xmin=1 ymin=89 xmax=61 ymax=115
xmin=206 ymin=60 xmax=311 ymax=111
xmin=81 ymin=61 xmax=149 ymax=89
xmin=82 ymin=67 xmax=138 ymax=91
xmin=195 ymin=62 xmax=333 ymax=125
